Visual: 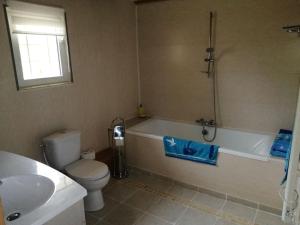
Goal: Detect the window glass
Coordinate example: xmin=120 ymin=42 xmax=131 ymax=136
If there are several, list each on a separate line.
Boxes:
xmin=5 ymin=0 xmax=73 ymax=90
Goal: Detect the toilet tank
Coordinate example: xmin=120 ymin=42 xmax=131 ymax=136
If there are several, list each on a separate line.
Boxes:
xmin=43 ymin=130 xmax=81 ymax=171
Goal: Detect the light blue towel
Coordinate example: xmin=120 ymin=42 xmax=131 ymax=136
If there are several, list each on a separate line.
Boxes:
xmin=163 ymin=136 xmax=219 ymax=165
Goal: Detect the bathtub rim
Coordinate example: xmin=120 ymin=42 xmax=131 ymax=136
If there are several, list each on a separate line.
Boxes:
xmin=127 ymin=117 xmax=277 ymax=136
xmin=126 ymin=130 xmax=273 ymax=161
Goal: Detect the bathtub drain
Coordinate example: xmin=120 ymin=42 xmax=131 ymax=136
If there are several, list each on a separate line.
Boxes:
xmin=7 ymin=212 xmax=21 ymax=221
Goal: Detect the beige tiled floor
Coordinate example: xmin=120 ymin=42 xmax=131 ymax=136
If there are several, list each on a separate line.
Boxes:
xmin=167 ymin=184 xmax=198 ymax=200
xmin=176 ymin=208 xmax=217 ymax=225
xmin=147 ymin=198 xmax=187 ymax=223
xmin=255 ymin=211 xmax=286 ymax=225
xmin=125 ymin=190 xmax=160 ymax=211
xmin=134 ymin=214 xmax=172 ymax=225
xmin=222 ymin=201 xmax=257 ymax=222
xmin=86 ymin=172 xmax=285 ymax=225
xmin=192 ymin=192 xmax=225 ymax=212
xmin=104 ymin=182 xmax=139 ymax=202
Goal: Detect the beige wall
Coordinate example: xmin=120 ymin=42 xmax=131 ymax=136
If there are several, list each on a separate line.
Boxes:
xmin=138 ymin=0 xmax=300 ymax=133
xmin=1 ymin=0 xmax=300 ymax=161
xmin=0 ymin=0 xmax=138 ymax=160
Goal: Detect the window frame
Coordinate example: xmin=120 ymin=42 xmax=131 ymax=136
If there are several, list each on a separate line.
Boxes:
xmin=3 ymin=2 xmax=73 ymax=91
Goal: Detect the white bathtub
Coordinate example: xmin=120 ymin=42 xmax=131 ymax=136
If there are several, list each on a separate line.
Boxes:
xmin=126 ymin=118 xmax=284 ymax=210
xmin=126 ymin=119 xmax=275 ymax=161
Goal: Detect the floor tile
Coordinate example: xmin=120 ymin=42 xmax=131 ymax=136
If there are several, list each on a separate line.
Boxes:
xmin=103 ymin=204 xmax=143 ymax=225
xmin=192 ymin=192 xmax=225 ymax=211
xmin=255 ymin=210 xmax=286 ymax=225
xmin=87 ymin=197 xmax=120 ymax=220
xmin=86 ymin=213 xmax=99 ymax=225
xmin=146 ymin=176 xmax=173 ymax=192
xmin=215 ymin=219 xmax=239 ymax=225
xmin=125 ymin=190 xmax=160 ymax=210
xmin=223 ymin=201 xmax=256 ymax=222
xmin=104 ymin=182 xmax=138 ymax=202
xmin=175 ymin=208 xmax=217 ymax=225
xmin=127 ymin=170 xmax=153 ymax=185
xmin=103 ymin=178 xmax=118 ymax=193
xmin=95 ymin=220 xmax=112 ymax=225
xmin=135 ymin=214 xmax=172 ymax=225
xmin=167 ymin=183 xmax=197 ymax=200
xmin=147 ymin=198 xmax=187 ymax=223
xmin=128 ymin=170 xmax=173 ymax=192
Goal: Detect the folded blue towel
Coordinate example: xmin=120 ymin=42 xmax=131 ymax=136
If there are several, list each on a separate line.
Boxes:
xmin=163 ymin=136 xmax=219 ymax=165
xmin=270 ymin=129 xmax=292 ymax=159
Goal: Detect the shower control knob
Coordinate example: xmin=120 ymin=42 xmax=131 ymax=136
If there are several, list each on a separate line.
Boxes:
xmin=208 ymin=120 xmax=216 ymax=126
xmin=196 ymin=118 xmax=205 ymax=124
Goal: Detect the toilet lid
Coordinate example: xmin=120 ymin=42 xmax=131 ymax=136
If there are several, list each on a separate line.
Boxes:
xmin=65 ymin=159 xmax=109 ymax=180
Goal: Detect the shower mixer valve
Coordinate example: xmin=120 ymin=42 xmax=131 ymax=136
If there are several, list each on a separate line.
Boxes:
xmin=196 ymin=118 xmax=216 ymax=127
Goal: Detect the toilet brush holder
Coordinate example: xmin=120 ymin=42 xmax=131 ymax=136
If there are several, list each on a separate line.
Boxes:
xmin=109 ymin=117 xmax=128 ymax=179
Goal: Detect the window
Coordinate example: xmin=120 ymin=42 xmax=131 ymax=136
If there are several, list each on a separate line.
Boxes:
xmin=4 ymin=0 xmax=73 ymax=90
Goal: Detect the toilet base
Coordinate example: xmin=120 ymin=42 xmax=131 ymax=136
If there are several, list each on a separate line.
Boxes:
xmin=84 ymin=190 xmax=104 ymax=212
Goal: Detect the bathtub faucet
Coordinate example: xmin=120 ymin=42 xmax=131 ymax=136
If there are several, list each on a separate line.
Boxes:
xmin=196 ymin=118 xmax=216 ymax=127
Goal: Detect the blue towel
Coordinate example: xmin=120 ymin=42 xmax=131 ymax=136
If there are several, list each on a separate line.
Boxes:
xmin=270 ymin=129 xmax=293 ymax=184
xmin=270 ymin=129 xmax=292 ymax=158
xmin=163 ymin=136 xmax=219 ymax=165
xmin=281 ymin=146 xmax=292 ymax=185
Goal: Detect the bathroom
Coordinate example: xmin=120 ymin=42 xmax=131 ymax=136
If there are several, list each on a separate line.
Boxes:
xmin=0 ymin=0 xmax=300 ymax=225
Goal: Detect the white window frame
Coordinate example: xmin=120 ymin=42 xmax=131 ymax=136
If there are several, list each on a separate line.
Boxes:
xmin=4 ymin=0 xmax=73 ymax=90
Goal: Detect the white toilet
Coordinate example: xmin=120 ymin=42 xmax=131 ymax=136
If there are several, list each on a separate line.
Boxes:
xmin=42 ymin=130 xmax=110 ymax=212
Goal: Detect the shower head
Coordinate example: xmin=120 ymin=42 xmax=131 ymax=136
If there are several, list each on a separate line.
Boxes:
xmin=282 ymin=25 xmax=300 ymax=33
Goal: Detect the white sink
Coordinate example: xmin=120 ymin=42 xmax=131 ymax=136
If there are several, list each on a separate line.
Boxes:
xmin=0 ymin=151 xmax=87 ymax=225
xmin=0 ymin=175 xmax=55 ymax=220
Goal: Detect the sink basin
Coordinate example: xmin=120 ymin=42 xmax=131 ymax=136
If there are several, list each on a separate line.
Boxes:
xmin=0 ymin=151 xmax=86 ymax=225
xmin=0 ymin=175 xmax=55 ymax=220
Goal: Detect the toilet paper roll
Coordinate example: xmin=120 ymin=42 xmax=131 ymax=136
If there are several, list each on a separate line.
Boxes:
xmin=81 ymin=150 xmax=96 ymax=160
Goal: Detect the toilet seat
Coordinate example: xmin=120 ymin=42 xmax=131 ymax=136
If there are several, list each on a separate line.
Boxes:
xmin=65 ymin=159 xmax=109 ymax=181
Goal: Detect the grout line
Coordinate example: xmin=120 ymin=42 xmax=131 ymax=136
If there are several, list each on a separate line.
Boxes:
xmin=214 ymin=197 xmax=227 ymax=224
xmin=120 ymin=188 xmax=140 ymax=204
xmin=173 ymin=207 xmax=188 ymax=225
xmin=86 ymin=213 xmax=106 ymax=225
xmin=166 ymin=180 xmax=176 ymax=193
xmin=220 ymin=198 xmax=227 ymax=212
xmin=252 ymin=208 xmax=259 ymax=225
xmin=100 ymin=187 xmax=140 ymax=223
xmin=131 ymin=213 xmax=146 ymax=225
xmin=190 ymin=192 xmax=198 ymax=202
xmin=123 ymin=201 xmax=173 ymax=224
xmin=102 ymin=197 xmax=121 ymax=217
xmin=212 ymin=218 xmax=219 ymax=225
